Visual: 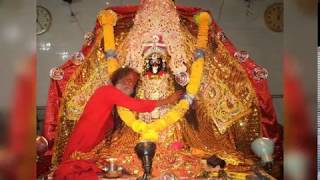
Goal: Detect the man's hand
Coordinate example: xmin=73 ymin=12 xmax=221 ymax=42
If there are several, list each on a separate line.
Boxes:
xmin=167 ymin=90 xmax=184 ymax=104
xmin=157 ymin=90 xmax=184 ymax=106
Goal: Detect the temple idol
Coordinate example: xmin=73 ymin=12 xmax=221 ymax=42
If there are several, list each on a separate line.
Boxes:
xmin=40 ymin=0 xmax=282 ymax=179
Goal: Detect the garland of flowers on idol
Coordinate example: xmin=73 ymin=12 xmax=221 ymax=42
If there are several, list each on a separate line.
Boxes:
xmin=98 ymin=9 xmax=120 ymax=75
xmin=99 ymin=9 xmax=212 ymax=142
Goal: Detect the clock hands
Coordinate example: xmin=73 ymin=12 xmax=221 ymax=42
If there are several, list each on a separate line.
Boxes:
xmin=37 ymin=19 xmax=45 ymax=30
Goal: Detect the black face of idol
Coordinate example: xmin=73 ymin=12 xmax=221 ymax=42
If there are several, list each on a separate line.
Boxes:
xmin=146 ymin=53 xmax=165 ymax=75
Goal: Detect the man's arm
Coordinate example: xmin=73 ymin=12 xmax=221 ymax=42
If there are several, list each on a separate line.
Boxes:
xmin=107 ymin=86 xmax=157 ymax=112
xmin=107 ymin=86 xmax=183 ymax=112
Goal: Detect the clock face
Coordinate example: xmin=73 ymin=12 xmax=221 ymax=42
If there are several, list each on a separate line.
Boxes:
xmin=36 ymin=5 xmax=52 ymax=35
xmin=264 ymin=3 xmax=283 ymax=32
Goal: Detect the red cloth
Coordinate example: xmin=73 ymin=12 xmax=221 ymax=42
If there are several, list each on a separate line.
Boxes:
xmin=43 ymin=60 xmax=79 ymax=153
xmin=62 ymin=85 xmax=157 ymax=161
xmin=54 ymin=160 xmax=101 ymax=180
xmin=8 ymin=56 xmax=36 ymax=180
xmin=284 ymin=56 xmax=316 ymax=178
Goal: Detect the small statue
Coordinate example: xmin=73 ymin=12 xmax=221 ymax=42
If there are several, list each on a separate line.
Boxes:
xmin=143 ymin=35 xmax=167 ymax=76
xmin=145 ymin=52 xmax=166 ymax=75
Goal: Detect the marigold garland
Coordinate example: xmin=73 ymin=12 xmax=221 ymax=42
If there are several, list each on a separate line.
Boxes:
xmin=116 ymin=12 xmax=212 ymax=142
xmin=98 ymin=9 xmax=120 ymax=75
xmin=98 ymin=9 xmax=117 ymax=50
xmin=106 ymin=57 xmax=119 ymax=76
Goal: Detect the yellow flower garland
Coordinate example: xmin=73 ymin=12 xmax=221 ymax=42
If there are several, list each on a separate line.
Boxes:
xmin=98 ymin=9 xmax=120 ymax=75
xmin=116 ymin=12 xmax=212 ymax=142
xmin=99 ymin=10 xmax=212 ymax=142
xmin=117 ymin=99 xmax=190 ymax=141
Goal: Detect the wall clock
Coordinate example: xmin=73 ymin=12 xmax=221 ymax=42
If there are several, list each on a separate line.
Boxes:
xmin=264 ymin=3 xmax=283 ymax=32
xmin=37 ymin=5 xmax=52 ymax=35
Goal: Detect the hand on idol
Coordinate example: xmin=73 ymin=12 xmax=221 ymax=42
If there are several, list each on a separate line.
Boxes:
xmin=157 ymin=90 xmax=184 ymax=107
xmin=168 ymin=90 xmax=184 ymax=103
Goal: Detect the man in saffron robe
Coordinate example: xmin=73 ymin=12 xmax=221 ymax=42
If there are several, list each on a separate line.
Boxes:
xmin=54 ymin=67 xmax=183 ymax=179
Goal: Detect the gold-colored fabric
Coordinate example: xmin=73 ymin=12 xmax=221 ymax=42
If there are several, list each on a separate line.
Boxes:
xmin=51 ymin=6 xmax=262 ymax=175
xmin=51 ymin=120 xmax=77 ymax=166
xmin=198 ymin=37 xmax=259 ymax=135
xmin=117 ymin=0 xmax=189 ymax=73
xmin=65 ymin=23 xmax=261 ymax=175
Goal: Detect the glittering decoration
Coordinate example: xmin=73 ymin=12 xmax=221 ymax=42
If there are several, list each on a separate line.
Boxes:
xmin=172 ymin=65 xmax=187 ymax=75
xmin=49 ymin=67 xmax=64 ymax=80
xmin=193 ymin=48 xmax=206 ymax=59
xmin=50 ymin=0 xmax=266 ymax=173
xmin=210 ymin=31 xmax=215 ymax=40
xmin=104 ymin=49 xmax=117 ymax=59
xmin=58 ymin=51 xmax=70 ymax=61
xmin=71 ymin=51 xmax=85 ymax=65
xmin=39 ymin=42 xmax=52 ymax=51
xmin=253 ymin=66 xmax=268 ymax=80
xmin=52 ymin=120 xmax=77 ymax=165
xmin=137 ymin=74 xmax=173 ymax=123
xmin=119 ymin=0 xmax=188 ymax=74
xmin=183 ymin=93 xmax=194 ymax=105
xmin=36 ymin=136 xmax=48 ymax=155
xmin=142 ymin=35 xmax=168 ymax=59
xmin=234 ymin=50 xmax=249 ymax=62
xmin=217 ymin=31 xmax=227 ymax=42
xmin=159 ymin=172 xmax=179 ymax=179
xmin=142 ymin=35 xmax=169 ymax=74
xmin=175 ymin=71 xmax=190 ymax=87
xmin=84 ymin=32 xmax=95 ymax=45
xmin=117 ymin=11 xmax=210 ymax=142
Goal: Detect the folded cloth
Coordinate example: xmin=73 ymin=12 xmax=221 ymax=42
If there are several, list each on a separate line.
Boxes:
xmin=54 ymin=159 xmax=101 ymax=180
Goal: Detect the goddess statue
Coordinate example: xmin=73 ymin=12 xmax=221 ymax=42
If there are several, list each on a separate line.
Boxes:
xmin=42 ymin=0 xmax=281 ymax=178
